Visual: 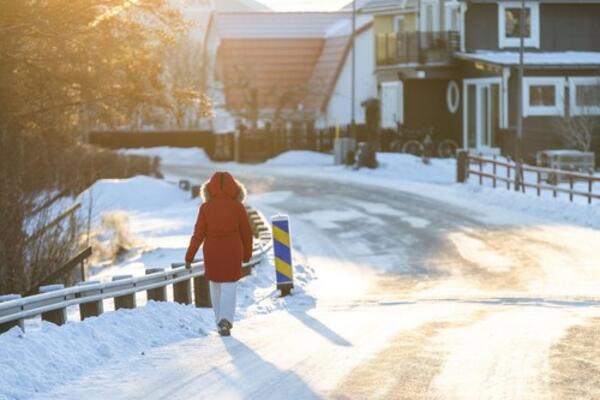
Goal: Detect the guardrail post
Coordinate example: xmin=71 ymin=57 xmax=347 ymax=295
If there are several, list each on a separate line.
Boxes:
xmin=173 ymin=270 xmax=193 ymax=305
xmin=456 ymin=150 xmax=468 ymax=183
xmin=193 ymin=275 xmax=211 ymax=308
xmin=77 ymin=281 xmax=104 ymax=320
xmin=39 ymin=284 xmax=67 ymax=326
xmin=0 ymin=294 xmax=24 ymax=333
xmin=112 ymin=275 xmax=136 ymax=310
xmin=145 ymin=268 xmax=167 ymax=302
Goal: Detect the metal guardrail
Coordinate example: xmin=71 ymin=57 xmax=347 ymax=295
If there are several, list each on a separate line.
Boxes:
xmin=0 ymin=206 xmax=273 ymax=332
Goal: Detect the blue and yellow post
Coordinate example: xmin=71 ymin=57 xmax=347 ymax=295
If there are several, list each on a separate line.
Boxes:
xmin=272 ymin=215 xmax=294 ymax=296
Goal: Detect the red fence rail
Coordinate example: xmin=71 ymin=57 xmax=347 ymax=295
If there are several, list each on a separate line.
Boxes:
xmin=456 ymin=151 xmax=600 ymax=204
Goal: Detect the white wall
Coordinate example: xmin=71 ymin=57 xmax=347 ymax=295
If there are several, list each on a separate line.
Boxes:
xmin=321 ymin=27 xmax=377 ymax=128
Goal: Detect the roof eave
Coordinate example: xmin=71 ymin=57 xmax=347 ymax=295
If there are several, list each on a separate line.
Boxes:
xmin=455 ymin=53 xmax=600 ymax=69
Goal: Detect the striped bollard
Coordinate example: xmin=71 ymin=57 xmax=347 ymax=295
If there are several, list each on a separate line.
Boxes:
xmin=272 ymin=215 xmax=294 ymax=296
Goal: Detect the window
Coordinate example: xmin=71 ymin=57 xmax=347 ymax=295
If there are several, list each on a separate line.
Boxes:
xmin=498 ymin=2 xmax=539 ymax=48
xmin=394 ymin=15 xmax=405 ymax=33
xmin=447 ymin=80 xmax=460 ymax=113
xmin=530 ymin=86 xmax=555 ymax=107
xmin=523 ymin=77 xmax=565 ymax=117
xmin=444 ymin=2 xmax=460 ymax=32
xmin=504 ymin=7 xmax=530 ymax=38
xmin=569 ymin=77 xmax=600 ymax=116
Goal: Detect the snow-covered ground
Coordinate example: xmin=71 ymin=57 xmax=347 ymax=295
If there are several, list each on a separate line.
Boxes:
xmin=123 ymin=147 xmax=600 ymax=229
xmin=2 ymin=147 xmax=599 ymax=399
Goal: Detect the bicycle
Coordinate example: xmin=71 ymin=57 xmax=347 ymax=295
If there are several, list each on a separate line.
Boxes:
xmin=389 ymin=124 xmax=458 ymax=158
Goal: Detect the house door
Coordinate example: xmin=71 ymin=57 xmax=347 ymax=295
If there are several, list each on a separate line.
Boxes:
xmin=421 ymin=0 xmax=441 ymax=32
xmin=381 ymin=81 xmax=404 ymax=129
xmin=463 ymin=79 xmax=501 ymax=150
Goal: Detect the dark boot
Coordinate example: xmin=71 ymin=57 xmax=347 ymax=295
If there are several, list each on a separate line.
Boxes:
xmin=218 ymin=319 xmax=232 ymax=336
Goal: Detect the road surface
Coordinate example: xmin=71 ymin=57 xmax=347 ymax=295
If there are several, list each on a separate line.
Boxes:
xmin=36 ymin=165 xmax=600 ymax=399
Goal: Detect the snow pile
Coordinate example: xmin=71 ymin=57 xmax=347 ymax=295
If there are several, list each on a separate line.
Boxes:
xmin=120 ymin=147 xmax=211 ymax=167
xmin=252 ymin=151 xmax=600 ymax=230
xmin=366 ymin=153 xmax=455 ymax=184
xmin=264 ymin=151 xmax=333 ymax=166
xmin=0 ymin=302 xmax=212 ymax=400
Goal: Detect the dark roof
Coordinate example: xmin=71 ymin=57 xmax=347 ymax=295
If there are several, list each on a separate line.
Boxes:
xmin=360 ymin=0 xmax=417 ymax=13
xmin=214 ymin=12 xmax=352 ymax=38
xmin=215 ymin=12 xmax=373 ymax=112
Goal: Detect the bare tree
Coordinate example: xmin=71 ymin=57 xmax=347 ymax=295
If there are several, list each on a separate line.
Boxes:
xmin=161 ymin=37 xmax=214 ymax=130
xmin=560 ymin=78 xmax=600 ymax=151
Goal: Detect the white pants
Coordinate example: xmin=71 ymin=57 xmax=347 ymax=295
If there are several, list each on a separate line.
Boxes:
xmin=209 ymin=281 xmax=237 ymax=326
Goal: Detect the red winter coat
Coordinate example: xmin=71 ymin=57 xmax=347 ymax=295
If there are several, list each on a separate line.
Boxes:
xmin=185 ymin=172 xmax=253 ymax=282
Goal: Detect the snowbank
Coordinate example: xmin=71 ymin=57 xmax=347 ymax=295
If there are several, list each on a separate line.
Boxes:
xmin=264 ymin=150 xmax=333 ymax=166
xmin=257 ymin=151 xmax=600 ymax=230
xmin=120 ymin=147 xmax=211 ymax=167
xmin=0 ymin=302 xmax=211 ymax=400
xmin=0 ymin=173 xmax=317 ymax=400
xmin=77 ymin=175 xmax=186 ymax=215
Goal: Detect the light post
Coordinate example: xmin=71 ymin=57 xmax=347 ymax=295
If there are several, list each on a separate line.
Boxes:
xmin=515 ymin=0 xmax=525 ymax=191
xmin=351 ymin=0 xmax=356 ymax=140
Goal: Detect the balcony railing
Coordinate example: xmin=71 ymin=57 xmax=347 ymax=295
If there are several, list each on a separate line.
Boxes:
xmin=376 ymin=31 xmax=459 ymax=67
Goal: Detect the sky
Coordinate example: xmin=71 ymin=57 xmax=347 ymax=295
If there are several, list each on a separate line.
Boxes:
xmin=258 ymin=0 xmax=351 ymax=11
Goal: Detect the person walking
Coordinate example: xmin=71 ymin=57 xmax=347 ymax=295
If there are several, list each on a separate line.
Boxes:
xmin=185 ymin=172 xmax=253 ymax=336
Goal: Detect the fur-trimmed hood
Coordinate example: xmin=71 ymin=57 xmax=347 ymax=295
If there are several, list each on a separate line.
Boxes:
xmin=201 ymin=171 xmax=246 ymax=202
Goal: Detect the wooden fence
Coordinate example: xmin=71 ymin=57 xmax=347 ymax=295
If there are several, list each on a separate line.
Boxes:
xmin=0 ymin=207 xmax=272 ymax=334
xmin=457 ymin=151 xmax=600 ymax=204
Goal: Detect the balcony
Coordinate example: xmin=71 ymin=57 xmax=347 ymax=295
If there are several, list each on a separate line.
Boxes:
xmin=376 ymin=31 xmax=459 ymax=67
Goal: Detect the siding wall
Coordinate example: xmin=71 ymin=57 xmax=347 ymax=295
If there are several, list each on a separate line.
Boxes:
xmin=323 ymin=28 xmax=377 ymax=127
xmin=541 ymin=4 xmax=600 ymax=51
xmin=373 ymin=14 xmax=417 ymax=34
xmin=465 ymin=3 xmax=600 ymax=52
xmin=404 ymin=79 xmax=462 ymax=144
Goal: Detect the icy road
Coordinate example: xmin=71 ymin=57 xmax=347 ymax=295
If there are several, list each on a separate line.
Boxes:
xmin=36 ymin=164 xmax=600 ymax=400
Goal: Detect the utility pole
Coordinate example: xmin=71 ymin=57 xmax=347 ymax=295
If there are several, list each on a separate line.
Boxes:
xmin=351 ymin=0 xmax=356 ymax=140
xmin=515 ymin=0 xmax=525 ymax=191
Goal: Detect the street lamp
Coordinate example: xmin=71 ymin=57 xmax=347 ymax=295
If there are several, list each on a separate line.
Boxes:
xmin=351 ymin=0 xmax=356 ymax=140
xmin=515 ymin=0 xmax=525 ymax=191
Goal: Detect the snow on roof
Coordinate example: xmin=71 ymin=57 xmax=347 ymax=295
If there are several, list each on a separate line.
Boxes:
xmin=325 ymin=14 xmax=372 ymax=38
xmin=456 ymin=52 xmax=600 ymax=67
xmin=360 ymin=0 xmax=417 ymax=13
xmin=340 ymin=0 xmax=372 ymax=11
xmin=306 ymin=18 xmax=373 ymax=111
xmin=214 ymin=12 xmax=352 ymax=38
xmin=213 ymin=0 xmax=270 ymax=12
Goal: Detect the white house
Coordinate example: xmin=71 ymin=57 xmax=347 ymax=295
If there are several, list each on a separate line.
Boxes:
xmin=203 ymin=9 xmax=376 ymax=133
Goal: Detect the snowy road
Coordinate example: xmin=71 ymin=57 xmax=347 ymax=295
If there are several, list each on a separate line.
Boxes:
xmin=34 ymin=164 xmax=600 ymax=399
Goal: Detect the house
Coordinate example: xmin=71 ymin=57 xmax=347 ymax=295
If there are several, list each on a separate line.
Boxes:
xmin=360 ymin=0 xmax=462 ymax=149
xmin=361 ymin=0 xmax=600 ymax=160
xmin=456 ymin=0 xmax=600 ymax=160
xmin=202 ymin=11 xmax=376 ymax=134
